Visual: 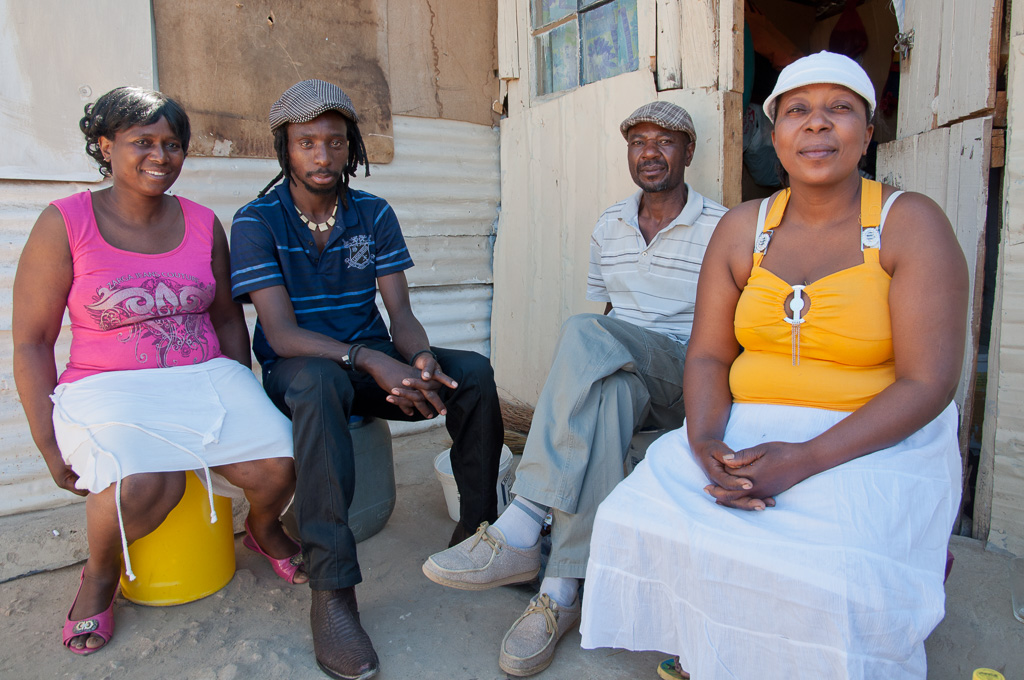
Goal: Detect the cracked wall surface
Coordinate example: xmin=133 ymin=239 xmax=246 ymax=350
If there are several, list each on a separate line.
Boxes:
xmin=387 ymin=0 xmax=500 ymax=127
xmin=153 ymin=0 xmax=395 ymax=162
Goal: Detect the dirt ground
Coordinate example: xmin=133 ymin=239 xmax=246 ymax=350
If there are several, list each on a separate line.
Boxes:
xmin=0 ymin=426 xmax=1020 ymax=679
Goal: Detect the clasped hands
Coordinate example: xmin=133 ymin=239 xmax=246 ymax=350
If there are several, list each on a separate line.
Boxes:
xmin=693 ymin=439 xmax=813 ymax=512
xmin=372 ymin=352 xmax=457 ymax=418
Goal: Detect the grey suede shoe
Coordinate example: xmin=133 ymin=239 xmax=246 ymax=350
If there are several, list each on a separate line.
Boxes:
xmin=422 ymin=522 xmax=541 ymax=590
xmin=498 ymin=593 xmax=581 ymax=677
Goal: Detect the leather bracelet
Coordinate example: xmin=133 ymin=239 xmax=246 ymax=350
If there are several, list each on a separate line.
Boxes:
xmin=345 ymin=343 xmax=366 ymax=370
xmin=410 ymin=348 xmax=436 ymax=364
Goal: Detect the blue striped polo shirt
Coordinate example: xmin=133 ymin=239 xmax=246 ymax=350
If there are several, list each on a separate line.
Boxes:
xmin=229 ymin=182 xmax=414 ymax=368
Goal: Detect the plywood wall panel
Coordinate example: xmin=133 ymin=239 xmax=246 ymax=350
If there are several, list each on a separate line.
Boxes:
xmin=937 ymin=0 xmax=1002 ymax=127
xmin=387 ymin=0 xmax=499 ymax=126
xmin=152 ymin=0 xmax=395 ymax=162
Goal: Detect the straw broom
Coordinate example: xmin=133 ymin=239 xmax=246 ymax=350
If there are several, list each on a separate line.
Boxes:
xmin=499 ymin=393 xmax=535 ymax=456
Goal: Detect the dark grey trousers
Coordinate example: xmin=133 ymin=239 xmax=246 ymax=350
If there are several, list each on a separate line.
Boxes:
xmin=262 ymin=342 xmax=503 ymax=590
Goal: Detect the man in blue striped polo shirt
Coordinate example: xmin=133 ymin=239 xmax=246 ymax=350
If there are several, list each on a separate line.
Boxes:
xmin=423 ymin=101 xmax=726 ymax=677
xmin=229 ymin=80 xmax=502 ymax=680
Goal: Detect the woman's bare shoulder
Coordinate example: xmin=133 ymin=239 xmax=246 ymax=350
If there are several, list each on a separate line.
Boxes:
xmin=28 ymin=204 xmax=71 ymax=249
xmin=879 ymin=188 xmax=965 ymax=275
xmin=882 ymin=189 xmax=954 ymax=238
xmin=712 ymin=194 xmax=779 ymax=244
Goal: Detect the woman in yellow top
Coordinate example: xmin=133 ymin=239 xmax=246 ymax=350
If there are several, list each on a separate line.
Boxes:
xmin=578 ymin=52 xmax=968 ymax=679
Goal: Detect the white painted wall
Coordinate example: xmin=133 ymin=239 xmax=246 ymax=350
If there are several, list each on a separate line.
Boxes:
xmin=0 ymin=0 xmax=155 ymax=180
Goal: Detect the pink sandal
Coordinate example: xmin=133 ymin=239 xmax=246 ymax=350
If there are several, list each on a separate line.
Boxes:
xmin=62 ymin=567 xmax=118 ymax=655
xmin=242 ymin=520 xmax=305 ymax=584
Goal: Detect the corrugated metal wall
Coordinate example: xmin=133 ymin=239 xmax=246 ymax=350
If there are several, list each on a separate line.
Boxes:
xmin=0 ymin=115 xmax=499 ymax=517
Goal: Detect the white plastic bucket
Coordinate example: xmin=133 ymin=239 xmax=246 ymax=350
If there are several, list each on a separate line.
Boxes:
xmin=433 ymin=445 xmax=514 ymax=522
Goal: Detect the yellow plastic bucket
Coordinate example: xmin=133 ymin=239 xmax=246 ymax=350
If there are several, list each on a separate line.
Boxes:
xmin=120 ymin=470 xmax=235 ymax=606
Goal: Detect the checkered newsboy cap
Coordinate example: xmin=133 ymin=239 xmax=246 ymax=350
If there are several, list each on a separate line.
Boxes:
xmin=619 ymin=101 xmax=696 ymax=145
xmin=269 ymin=79 xmax=359 ymax=132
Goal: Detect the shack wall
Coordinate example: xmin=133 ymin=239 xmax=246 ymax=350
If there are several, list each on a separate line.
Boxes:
xmin=0 ymin=0 xmax=500 ymax=519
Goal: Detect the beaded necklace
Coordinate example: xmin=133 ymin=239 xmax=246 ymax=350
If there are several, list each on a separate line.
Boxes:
xmin=295 ymin=201 xmax=337 ymax=232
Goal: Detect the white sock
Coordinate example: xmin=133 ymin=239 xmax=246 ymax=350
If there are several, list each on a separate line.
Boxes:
xmin=492 ymin=496 xmax=547 ymax=549
xmin=540 ymin=576 xmax=578 ymax=608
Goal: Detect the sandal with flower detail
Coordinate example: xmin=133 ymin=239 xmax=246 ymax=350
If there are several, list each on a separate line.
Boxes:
xmin=242 ymin=519 xmax=306 ymax=584
xmin=657 ymin=656 xmax=690 ymax=680
xmin=62 ymin=567 xmax=118 ymax=655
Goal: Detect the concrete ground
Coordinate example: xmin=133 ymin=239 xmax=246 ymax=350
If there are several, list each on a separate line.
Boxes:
xmin=0 ymin=426 xmax=1021 ymax=679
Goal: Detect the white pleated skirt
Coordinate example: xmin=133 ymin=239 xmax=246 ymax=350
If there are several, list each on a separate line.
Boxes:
xmin=580 ymin=402 xmax=960 ymax=680
xmin=51 ymin=357 xmax=293 ymax=578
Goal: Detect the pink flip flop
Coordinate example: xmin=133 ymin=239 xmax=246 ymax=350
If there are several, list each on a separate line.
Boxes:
xmin=63 ymin=567 xmax=118 ymax=655
xmin=242 ymin=520 xmax=305 ymax=584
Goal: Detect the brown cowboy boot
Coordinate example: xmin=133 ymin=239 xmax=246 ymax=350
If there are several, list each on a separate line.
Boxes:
xmin=310 ymin=588 xmax=379 ymax=680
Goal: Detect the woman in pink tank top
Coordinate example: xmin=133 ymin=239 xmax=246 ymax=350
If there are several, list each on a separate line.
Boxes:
xmin=13 ymin=88 xmax=303 ymax=656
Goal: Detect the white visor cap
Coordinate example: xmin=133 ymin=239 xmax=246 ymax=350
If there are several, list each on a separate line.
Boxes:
xmin=763 ymin=51 xmax=876 ymax=122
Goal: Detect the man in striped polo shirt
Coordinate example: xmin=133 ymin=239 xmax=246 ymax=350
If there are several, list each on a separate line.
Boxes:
xmin=230 ymin=80 xmax=503 ymax=680
xmin=423 ymin=101 xmax=726 ymax=676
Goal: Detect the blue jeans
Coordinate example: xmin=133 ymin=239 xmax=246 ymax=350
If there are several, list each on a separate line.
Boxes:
xmin=262 ymin=342 xmax=503 ymax=590
xmin=512 ymin=314 xmax=687 ymax=578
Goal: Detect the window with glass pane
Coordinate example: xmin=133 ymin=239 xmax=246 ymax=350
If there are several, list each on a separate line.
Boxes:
xmin=532 ymin=0 xmax=638 ymax=97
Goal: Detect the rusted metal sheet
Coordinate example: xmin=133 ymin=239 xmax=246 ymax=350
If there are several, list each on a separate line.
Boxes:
xmin=0 ymin=115 xmax=499 ymax=517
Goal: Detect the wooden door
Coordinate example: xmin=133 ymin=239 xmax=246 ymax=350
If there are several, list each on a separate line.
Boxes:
xmin=876 ymin=0 xmax=1004 ymax=533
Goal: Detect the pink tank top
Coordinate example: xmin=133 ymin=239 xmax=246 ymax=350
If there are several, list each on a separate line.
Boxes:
xmin=53 ymin=191 xmax=223 ymax=384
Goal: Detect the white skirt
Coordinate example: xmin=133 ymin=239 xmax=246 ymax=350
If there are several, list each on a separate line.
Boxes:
xmin=580 ymin=402 xmax=960 ymax=680
xmin=51 ymin=357 xmax=293 ymax=578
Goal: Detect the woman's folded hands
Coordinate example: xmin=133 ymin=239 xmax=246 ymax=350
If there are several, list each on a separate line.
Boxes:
xmin=692 ymin=439 xmax=820 ymax=511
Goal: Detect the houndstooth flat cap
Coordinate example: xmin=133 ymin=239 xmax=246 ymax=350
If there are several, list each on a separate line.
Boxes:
xmin=269 ymin=79 xmax=359 ymax=132
xmin=619 ymin=101 xmax=696 ymax=145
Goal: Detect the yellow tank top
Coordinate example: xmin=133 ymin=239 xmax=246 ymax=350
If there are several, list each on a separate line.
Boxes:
xmin=730 ymin=179 xmax=899 ymax=412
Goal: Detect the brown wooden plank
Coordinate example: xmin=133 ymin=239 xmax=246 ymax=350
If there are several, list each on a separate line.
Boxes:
xmin=994 ymin=90 xmax=1008 ymax=127
xmin=152 ymin=0 xmax=394 ymax=162
xmin=992 ymin=128 xmax=1006 ymax=167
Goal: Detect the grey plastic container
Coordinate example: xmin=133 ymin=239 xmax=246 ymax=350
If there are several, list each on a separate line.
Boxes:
xmin=282 ymin=415 xmax=396 ymax=544
xmin=347 ymin=415 xmax=396 ymax=543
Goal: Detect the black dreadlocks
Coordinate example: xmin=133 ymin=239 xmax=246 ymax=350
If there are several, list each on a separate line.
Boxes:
xmin=257 ymin=119 xmax=370 ymax=207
